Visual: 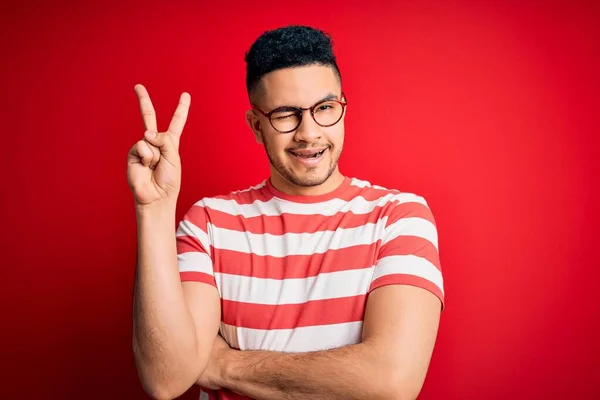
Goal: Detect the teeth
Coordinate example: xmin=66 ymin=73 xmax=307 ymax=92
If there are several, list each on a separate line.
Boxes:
xmin=291 ymin=149 xmax=326 ymax=158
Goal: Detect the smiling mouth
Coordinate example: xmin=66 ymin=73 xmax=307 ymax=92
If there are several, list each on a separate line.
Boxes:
xmin=288 ymin=147 xmax=328 ymax=159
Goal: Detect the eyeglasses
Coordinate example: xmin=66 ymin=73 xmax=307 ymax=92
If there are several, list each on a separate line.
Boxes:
xmin=252 ymin=93 xmax=347 ymax=133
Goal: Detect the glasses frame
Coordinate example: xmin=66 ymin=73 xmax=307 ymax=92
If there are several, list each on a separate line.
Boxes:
xmin=251 ymin=92 xmax=347 ymax=133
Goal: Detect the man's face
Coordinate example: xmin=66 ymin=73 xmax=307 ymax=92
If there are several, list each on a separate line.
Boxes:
xmin=247 ymin=65 xmax=346 ymax=188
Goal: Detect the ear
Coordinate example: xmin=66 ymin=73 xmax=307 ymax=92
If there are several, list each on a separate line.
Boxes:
xmin=245 ymin=109 xmax=264 ymax=144
xmin=340 ymin=98 xmax=348 ymax=121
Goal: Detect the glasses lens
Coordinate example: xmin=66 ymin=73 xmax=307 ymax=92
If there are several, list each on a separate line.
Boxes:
xmin=313 ymin=101 xmax=343 ymax=126
xmin=270 ymin=110 xmax=301 ymax=132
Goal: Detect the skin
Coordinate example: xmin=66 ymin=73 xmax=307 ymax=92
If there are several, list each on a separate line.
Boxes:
xmin=245 ymin=65 xmax=347 ymax=196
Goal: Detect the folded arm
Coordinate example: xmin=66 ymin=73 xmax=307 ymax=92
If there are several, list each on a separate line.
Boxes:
xmin=212 ymin=284 xmax=441 ymax=400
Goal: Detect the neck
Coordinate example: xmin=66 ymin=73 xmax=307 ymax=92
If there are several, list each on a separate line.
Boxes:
xmin=269 ymin=169 xmax=345 ymax=197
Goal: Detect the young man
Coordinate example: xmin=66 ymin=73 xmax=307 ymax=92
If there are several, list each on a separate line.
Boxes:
xmin=128 ymin=25 xmax=444 ymax=400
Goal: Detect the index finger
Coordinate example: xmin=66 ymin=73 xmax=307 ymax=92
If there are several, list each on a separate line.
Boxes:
xmin=166 ymin=92 xmax=191 ymax=149
xmin=134 ymin=84 xmax=158 ymax=133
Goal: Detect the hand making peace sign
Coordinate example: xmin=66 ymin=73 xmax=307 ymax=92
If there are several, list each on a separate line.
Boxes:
xmin=127 ymin=84 xmax=191 ymax=206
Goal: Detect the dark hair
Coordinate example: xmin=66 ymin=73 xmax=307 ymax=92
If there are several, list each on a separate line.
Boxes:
xmin=245 ymin=25 xmax=342 ymax=99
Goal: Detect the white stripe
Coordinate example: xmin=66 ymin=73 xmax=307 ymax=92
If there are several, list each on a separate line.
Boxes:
xmin=383 ymin=217 xmax=439 ymax=250
xmin=199 ymin=391 xmax=209 ymax=400
xmin=373 ymin=255 xmax=444 ymax=295
xmin=230 ymin=180 xmax=266 ymax=194
xmin=178 ymin=252 xmax=213 ymax=275
xmin=210 ymin=221 xmax=385 ymax=256
xmin=201 ymin=191 xmax=427 ymax=218
xmin=222 ymin=321 xmax=363 ymax=352
xmin=176 ymin=219 xmax=211 ymax=251
xmin=350 ymin=177 xmax=371 ymax=188
xmin=350 ymin=178 xmax=403 ymax=194
xmin=216 ymin=268 xmax=374 ymax=305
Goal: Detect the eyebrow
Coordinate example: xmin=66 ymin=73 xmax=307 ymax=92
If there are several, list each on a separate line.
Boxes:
xmin=317 ymin=93 xmax=340 ymax=103
xmin=271 ymin=92 xmax=340 ymax=111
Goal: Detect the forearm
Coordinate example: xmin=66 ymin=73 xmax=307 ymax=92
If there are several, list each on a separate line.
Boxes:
xmin=219 ymin=342 xmax=399 ymax=400
xmin=132 ymin=202 xmax=199 ymax=398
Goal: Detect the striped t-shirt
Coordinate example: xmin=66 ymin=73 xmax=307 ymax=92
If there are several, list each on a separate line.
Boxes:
xmin=176 ymin=176 xmax=444 ymax=400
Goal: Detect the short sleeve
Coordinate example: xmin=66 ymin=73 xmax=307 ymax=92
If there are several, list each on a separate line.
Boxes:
xmin=176 ymin=200 xmax=217 ymax=287
xmin=370 ymin=195 xmax=445 ymax=309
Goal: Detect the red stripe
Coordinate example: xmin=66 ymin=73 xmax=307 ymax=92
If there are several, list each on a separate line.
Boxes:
xmin=205 ymin=179 xmax=413 ymax=206
xmin=222 ymin=295 xmax=367 ymax=329
xmin=212 ymin=183 xmax=273 ymax=204
xmin=340 ymin=182 xmax=401 ymax=202
xmin=181 ymin=205 xmax=209 ymax=231
xmin=369 ymin=274 xmax=444 ymax=308
xmin=206 ymin=207 xmax=384 ymax=234
xmin=378 ymin=236 xmax=441 ymax=271
xmin=219 ymin=389 xmax=251 ymax=399
xmin=196 ymin=201 xmax=432 ymax=236
xmin=176 ymin=235 xmax=208 ymax=254
xmin=213 ymin=243 xmax=379 ymax=279
xmin=180 ymin=271 xmax=216 ymax=287
xmin=200 ymin=389 xmax=249 ymax=399
xmin=384 ymin=201 xmax=436 ymax=228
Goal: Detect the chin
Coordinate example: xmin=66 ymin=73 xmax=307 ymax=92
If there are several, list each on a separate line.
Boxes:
xmin=285 ymin=165 xmax=336 ymax=187
xmin=290 ymin=175 xmax=330 ymax=187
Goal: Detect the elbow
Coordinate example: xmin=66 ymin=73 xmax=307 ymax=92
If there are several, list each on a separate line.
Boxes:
xmin=137 ymin=367 xmax=199 ymax=400
xmin=386 ymin=386 xmax=421 ymax=400
xmin=135 ymin=360 xmax=202 ymax=400
xmin=133 ymin=348 xmax=199 ymax=400
xmin=373 ymin=369 xmax=424 ymax=400
xmin=377 ymin=383 xmax=421 ymax=400
xmin=136 ymin=369 xmax=189 ymax=400
xmin=142 ymin=385 xmax=177 ymax=400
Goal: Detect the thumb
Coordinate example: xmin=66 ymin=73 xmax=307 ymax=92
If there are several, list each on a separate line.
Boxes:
xmin=143 ymin=130 xmax=178 ymax=158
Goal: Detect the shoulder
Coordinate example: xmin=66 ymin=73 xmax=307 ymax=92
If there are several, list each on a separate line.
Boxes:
xmin=177 ymin=180 xmax=268 ymax=235
xmin=189 ymin=180 xmax=269 ymax=207
xmin=355 ymin=179 xmax=441 ymax=260
xmin=180 ymin=180 xmax=270 ymax=225
xmin=348 ymin=177 xmax=432 ymax=213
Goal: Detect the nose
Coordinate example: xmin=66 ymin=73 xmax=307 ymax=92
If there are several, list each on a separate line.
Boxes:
xmin=293 ymin=111 xmax=322 ymax=143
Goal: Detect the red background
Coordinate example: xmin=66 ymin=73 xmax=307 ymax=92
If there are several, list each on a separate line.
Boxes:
xmin=1 ymin=0 xmax=598 ymax=398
